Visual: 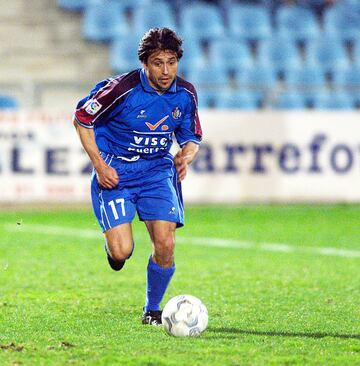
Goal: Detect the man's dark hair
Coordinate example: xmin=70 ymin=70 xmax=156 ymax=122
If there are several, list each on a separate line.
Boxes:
xmin=138 ymin=27 xmax=183 ymax=64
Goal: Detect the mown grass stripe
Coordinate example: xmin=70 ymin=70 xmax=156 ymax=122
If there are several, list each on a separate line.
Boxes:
xmin=4 ymin=223 xmax=360 ymax=259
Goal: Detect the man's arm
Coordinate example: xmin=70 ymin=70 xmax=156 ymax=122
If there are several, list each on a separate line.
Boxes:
xmin=173 ymin=141 xmax=199 ymax=181
xmin=73 ymin=120 xmax=119 ymax=189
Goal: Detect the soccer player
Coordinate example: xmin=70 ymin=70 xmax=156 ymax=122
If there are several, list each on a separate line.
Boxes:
xmin=73 ymin=28 xmax=202 ymax=326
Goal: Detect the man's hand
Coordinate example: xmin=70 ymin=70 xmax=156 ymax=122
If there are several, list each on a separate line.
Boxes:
xmin=73 ymin=121 xmax=119 ymax=189
xmin=95 ymin=163 xmax=119 ymax=189
xmin=174 ymin=142 xmax=199 ymax=181
xmin=174 ymin=150 xmax=191 ymax=181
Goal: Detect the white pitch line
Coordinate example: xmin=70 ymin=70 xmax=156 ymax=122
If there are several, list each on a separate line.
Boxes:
xmin=3 ymin=223 xmax=360 ymax=259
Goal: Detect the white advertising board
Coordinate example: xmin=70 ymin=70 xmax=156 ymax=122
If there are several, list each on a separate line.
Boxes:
xmin=0 ymin=110 xmax=359 ymax=203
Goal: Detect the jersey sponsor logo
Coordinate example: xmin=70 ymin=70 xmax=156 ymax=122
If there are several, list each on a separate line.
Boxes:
xmin=172 ymin=107 xmax=181 ymax=119
xmin=85 ymin=99 xmax=102 ymax=115
xmin=137 ymin=110 xmax=147 ymax=118
xmin=133 ymin=136 xmax=168 ymax=146
xmin=145 ymin=115 xmax=169 ymax=131
xmin=129 ymin=135 xmax=170 ymax=154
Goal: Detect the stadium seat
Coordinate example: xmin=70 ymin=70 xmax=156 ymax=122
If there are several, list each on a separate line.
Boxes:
xmin=178 ymin=39 xmax=204 ymax=79
xmin=179 ymin=3 xmax=225 ymax=42
xmin=110 ymin=35 xmax=141 ymax=73
xmin=323 ymin=3 xmax=360 ymax=43
xmin=283 ymin=65 xmax=326 ymax=89
xmin=352 ymin=92 xmax=360 ymax=108
xmin=257 ymin=36 xmax=302 ymax=77
xmin=332 ymin=66 xmax=360 ymax=89
xmin=227 ymin=5 xmax=272 ymax=43
xmin=197 ymin=89 xmax=222 ymax=109
xmin=0 ymin=95 xmax=19 ymax=109
xmin=58 ymin=0 xmax=87 ymax=12
xmin=271 ymin=91 xmax=306 ymax=109
xmin=217 ymin=89 xmax=263 ymax=109
xmin=275 ymin=5 xmax=320 ymax=44
xmin=132 ymin=1 xmax=177 ymax=37
xmin=187 ymin=64 xmax=229 ymax=89
xmin=82 ymin=0 xmax=129 ymax=42
xmin=235 ymin=64 xmax=277 ymax=90
xmin=305 ymin=36 xmax=350 ymax=75
xmin=352 ymin=38 xmax=360 ymax=66
xmin=208 ymin=38 xmax=253 ymax=73
xmin=311 ymin=90 xmax=355 ymax=109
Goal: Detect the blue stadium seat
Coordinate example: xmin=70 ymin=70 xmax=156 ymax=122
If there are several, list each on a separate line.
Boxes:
xmin=110 ymin=35 xmax=140 ymax=73
xmin=283 ymin=65 xmax=326 ymax=88
xmin=352 ymin=38 xmax=360 ymax=66
xmin=352 ymin=92 xmax=360 ymax=109
xmin=275 ymin=5 xmax=320 ymax=44
xmin=178 ymin=39 xmax=204 ymax=79
xmin=132 ymin=1 xmax=177 ymax=37
xmin=217 ymin=89 xmax=262 ymax=109
xmin=179 ymin=3 xmax=225 ymax=42
xmin=228 ymin=5 xmax=272 ymax=42
xmin=187 ymin=64 xmax=229 ymax=89
xmin=197 ymin=89 xmax=222 ymax=109
xmin=235 ymin=64 xmax=277 ymax=90
xmin=271 ymin=91 xmax=306 ymax=109
xmin=323 ymin=3 xmax=360 ymax=43
xmin=310 ymin=90 xmax=355 ymax=109
xmin=0 ymin=95 xmax=19 ymax=109
xmin=332 ymin=66 xmax=360 ymax=89
xmin=257 ymin=36 xmax=302 ymax=76
xmin=208 ymin=38 xmax=253 ymax=73
xmin=58 ymin=0 xmax=87 ymax=12
xmin=305 ymin=36 xmax=350 ymax=75
xmin=82 ymin=0 xmax=129 ymax=42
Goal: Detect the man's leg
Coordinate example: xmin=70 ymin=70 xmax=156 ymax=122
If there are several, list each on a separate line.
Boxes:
xmin=142 ymin=220 xmax=176 ymax=325
xmin=104 ymin=223 xmax=134 ymax=271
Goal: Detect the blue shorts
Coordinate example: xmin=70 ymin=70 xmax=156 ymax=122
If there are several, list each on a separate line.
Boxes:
xmin=91 ymin=153 xmax=184 ymax=232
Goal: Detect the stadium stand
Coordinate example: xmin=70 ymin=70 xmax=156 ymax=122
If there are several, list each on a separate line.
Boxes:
xmin=208 ymin=38 xmax=254 ymax=73
xmin=228 ymin=4 xmax=272 ymax=43
xmin=110 ymin=35 xmax=141 ymax=73
xmin=217 ymin=89 xmax=264 ymax=109
xmin=180 ymin=3 xmax=225 ymax=42
xmin=305 ymin=35 xmax=350 ymax=76
xmin=311 ymin=90 xmax=356 ymax=109
xmin=187 ymin=63 xmax=230 ymax=89
xmin=235 ymin=64 xmax=277 ymax=91
xmin=0 ymin=95 xmax=19 ymax=110
xmin=82 ymin=0 xmax=129 ymax=42
xmin=58 ymin=0 xmax=87 ymax=12
xmin=323 ymin=2 xmax=360 ymax=43
xmin=283 ymin=65 xmax=326 ymax=89
xmin=2 ymin=0 xmax=360 ymax=110
xmin=271 ymin=91 xmax=307 ymax=110
xmin=275 ymin=5 xmax=320 ymax=45
xmin=132 ymin=1 xmax=177 ymax=38
xmin=332 ymin=66 xmax=360 ymax=89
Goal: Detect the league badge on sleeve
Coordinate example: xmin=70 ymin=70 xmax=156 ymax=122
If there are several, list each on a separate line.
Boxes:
xmin=85 ymin=99 xmax=102 ymax=115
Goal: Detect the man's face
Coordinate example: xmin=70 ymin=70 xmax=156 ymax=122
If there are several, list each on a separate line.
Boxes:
xmin=143 ymin=50 xmax=178 ymax=92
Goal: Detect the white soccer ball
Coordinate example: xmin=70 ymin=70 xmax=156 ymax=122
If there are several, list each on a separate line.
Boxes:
xmin=161 ymin=295 xmax=208 ymax=337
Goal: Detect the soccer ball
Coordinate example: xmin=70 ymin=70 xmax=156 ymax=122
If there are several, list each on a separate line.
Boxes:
xmin=161 ymin=295 xmax=208 ymax=337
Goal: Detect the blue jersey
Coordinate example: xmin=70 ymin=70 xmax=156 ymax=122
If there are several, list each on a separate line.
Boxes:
xmin=74 ymin=68 xmax=202 ymax=161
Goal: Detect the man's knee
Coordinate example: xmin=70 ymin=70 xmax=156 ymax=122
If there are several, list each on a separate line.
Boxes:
xmin=153 ymin=236 xmax=175 ymax=267
xmin=106 ymin=239 xmax=134 ymax=261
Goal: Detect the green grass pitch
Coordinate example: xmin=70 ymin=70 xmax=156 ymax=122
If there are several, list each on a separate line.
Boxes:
xmin=0 ymin=205 xmax=359 ymax=365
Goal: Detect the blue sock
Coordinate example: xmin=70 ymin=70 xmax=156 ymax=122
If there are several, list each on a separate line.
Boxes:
xmin=145 ymin=255 xmax=175 ymax=312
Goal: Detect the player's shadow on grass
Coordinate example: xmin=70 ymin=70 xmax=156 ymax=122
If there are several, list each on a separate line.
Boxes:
xmin=208 ymin=327 xmax=360 ymax=340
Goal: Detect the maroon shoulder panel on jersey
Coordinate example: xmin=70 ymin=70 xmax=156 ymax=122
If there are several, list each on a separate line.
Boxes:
xmin=177 ymin=77 xmax=203 ymax=139
xmin=75 ymin=70 xmax=141 ymax=126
